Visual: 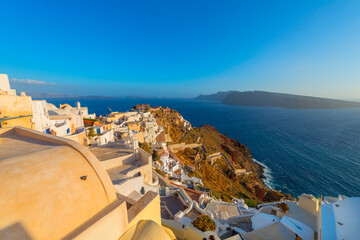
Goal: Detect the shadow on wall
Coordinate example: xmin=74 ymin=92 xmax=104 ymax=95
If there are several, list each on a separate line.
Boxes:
xmin=0 ymin=222 xmax=33 ymax=240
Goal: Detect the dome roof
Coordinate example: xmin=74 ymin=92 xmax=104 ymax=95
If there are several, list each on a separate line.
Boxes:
xmin=119 ymin=220 xmax=175 ymax=240
xmin=0 ymin=127 xmax=116 ymax=240
xmin=60 ymin=103 xmax=73 ymax=109
xmin=46 ymin=102 xmax=58 ymax=109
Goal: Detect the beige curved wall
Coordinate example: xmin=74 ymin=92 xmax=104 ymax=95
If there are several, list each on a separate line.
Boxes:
xmin=63 ymin=131 xmax=86 ymax=145
xmin=0 ymin=95 xmax=34 ymax=129
xmin=0 ymin=127 xmax=118 ymax=240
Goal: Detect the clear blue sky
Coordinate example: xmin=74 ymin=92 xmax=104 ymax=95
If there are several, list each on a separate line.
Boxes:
xmin=1 ymin=0 xmax=360 ymax=98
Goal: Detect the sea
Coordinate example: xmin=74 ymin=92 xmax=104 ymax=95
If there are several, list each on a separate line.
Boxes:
xmin=45 ymin=98 xmax=360 ymax=198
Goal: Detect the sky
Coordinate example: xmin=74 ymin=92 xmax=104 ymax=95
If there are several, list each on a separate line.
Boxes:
xmin=1 ymin=0 xmax=360 ymax=99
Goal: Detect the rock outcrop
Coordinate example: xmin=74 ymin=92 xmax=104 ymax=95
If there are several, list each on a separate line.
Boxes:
xmin=151 ymin=107 xmax=293 ymax=205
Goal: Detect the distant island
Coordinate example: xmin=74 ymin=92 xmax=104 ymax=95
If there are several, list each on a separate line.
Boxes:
xmin=25 ymin=91 xmax=117 ymax=99
xmin=26 ymin=91 xmax=171 ymax=100
xmin=196 ymin=90 xmax=360 ymax=109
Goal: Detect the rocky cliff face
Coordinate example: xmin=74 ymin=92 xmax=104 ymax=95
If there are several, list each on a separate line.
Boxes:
xmin=151 ymin=107 xmax=292 ymax=205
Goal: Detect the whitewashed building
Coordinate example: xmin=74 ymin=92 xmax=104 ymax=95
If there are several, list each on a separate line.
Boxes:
xmin=31 ymin=101 xmax=94 ymax=137
xmin=159 ymin=154 xmax=183 ymax=178
xmin=86 ymin=124 xmax=114 ymax=146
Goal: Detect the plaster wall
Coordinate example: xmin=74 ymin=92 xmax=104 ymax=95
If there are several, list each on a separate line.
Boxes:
xmin=101 ymin=153 xmax=136 ymax=170
xmin=299 ymin=195 xmax=319 ymax=215
xmin=162 ymin=219 xmax=221 ymax=240
xmin=128 ymin=192 xmax=162 ymax=228
xmin=65 ymin=200 xmax=129 ymax=240
xmin=32 ymin=100 xmax=50 ymax=131
xmin=136 ymin=132 xmax=144 ymax=143
xmin=0 ymin=127 xmax=121 ymax=238
xmin=99 ymin=130 xmax=114 ymax=145
xmin=136 ymin=148 xmax=153 ymax=184
xmin=69 ymin=113 xmax=84 ymax=132
xmin=0 ymin=74 xmax=11 ymax=92
xmin=64 ymin=131 xmax=86 ymax=145
xmin=0 ymin=142 xmax=112 ymax=239
xmin=128 ymin=122 xmax=141 ymax=132
xmin=161 ymin=219 xmax=186 ymax=239
xmin=0 ymin=95 xmax=34 ymax=129
xmin=84 ymin=113 xmax=96 ymax=119
xmin=87 ymin=129 xmax=114 ymax=146
xmin=114 ymin=176 xmax=144 ymax=196
xmin=48 ymin=119 xmax=71 ymax=136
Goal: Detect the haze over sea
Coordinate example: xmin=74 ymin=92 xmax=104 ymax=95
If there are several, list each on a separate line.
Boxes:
xmin=46 ymin=98 xmax=360 ymax=198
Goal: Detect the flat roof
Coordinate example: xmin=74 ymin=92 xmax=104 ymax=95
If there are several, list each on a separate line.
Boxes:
xmin=161 ymin=195 xmax=186 ymax=216
xmin=89 ymin=142 xmax=133 ymax=161
xmin=284 ymin=201 xmax=317 ymax=230
xmin=0 ymin=128 xmax=60 ymax=160
xmin=322 ymin=197 xmax=360 ymax=239
xmin=107 ymin=165 xmax=135 ymax=184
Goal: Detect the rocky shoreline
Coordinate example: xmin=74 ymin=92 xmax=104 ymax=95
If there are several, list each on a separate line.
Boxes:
xmin=151 ymin=107 xmax=293 ymax=204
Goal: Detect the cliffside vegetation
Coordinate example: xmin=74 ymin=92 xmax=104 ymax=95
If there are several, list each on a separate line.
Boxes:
xmin=151 ymin=107 xmax=293 ymax=205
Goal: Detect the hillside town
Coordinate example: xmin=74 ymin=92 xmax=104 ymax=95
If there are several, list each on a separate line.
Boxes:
xmin=1 ymin=73 xmax=359 ymax=240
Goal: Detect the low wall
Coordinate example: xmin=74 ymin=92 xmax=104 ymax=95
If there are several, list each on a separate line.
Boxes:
xmin=114 ymin=176 xmax=144 ymax=196
xmin=136 ymin=148 xmax=153 ymax=184
xmin=101 ymin=153 xmax=135 ymax=170
xmin=128 ymin=191 xmax=161 ymax=227
xmin=168 ymin=143 xmax=202 ymax=153
xmin=137 ymin=148 xmax=152 ymax=165
xmin=64 ymin=199 xmax=129 ymax=240
xmin=162 ymin=219 xmax=221 ymax=240
xmin=223 ymin=214 xmax=254 ymax=225
xmin=161 ymin=219 xmax=186 ymax=240
xmin=64 ymin=131 xmax=86 ymax=145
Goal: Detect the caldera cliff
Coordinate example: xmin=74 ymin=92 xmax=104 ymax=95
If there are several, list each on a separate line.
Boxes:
xmin=151 ymin=107 xmax=293 ymax=206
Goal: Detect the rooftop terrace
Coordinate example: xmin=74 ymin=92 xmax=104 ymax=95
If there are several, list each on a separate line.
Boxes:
xmin=0 ymin=128 xmax=59 ymax=160
xmin=90 ymin=142 xmax=133 ymax=161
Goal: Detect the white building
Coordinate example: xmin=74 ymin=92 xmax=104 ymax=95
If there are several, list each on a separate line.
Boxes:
xmin=86 ymin=124 xmax=115 ymax=146
xmin=320 ymin=196 xmax=360 ymax=240
xmin=142 ymin=121 xmax=159 ymax=143
xmin=179 ymin=115 xmax=191 ymax=131
xmin=0 ymin=74 xmax=16 ymax=96
xmin=32 ymin=100 xmax=72 ymax=136
xmin=31 ymin=101 xmax=94 ymax=137
xmin=159 ymin=154 xmax=183 ymax=178
xmin=243 ymin=194 xmax=360 ymax=240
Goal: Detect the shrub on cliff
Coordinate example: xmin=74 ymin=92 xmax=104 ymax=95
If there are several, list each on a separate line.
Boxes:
xmin=245 ymin=199 xmax=259 ymax=208
xmin=277 ymin=202 xmax=290 ymax=213
xmin=139 ymin=142 xmax=151 ymax=154
xmin=255 ymin=185 xmax=266 ymax=201
xmin=152 ymin=150 xmax=160 ymax=161
xmin=155 ymin=168 xmax=165 ymax=177
xmin=192 ymin=215 xmax=216 ymax=232
xmin=264 ymin=190 xmax=293 ymax=202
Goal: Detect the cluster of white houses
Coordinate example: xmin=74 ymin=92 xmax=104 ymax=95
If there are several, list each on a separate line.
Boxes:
xmin=156 ymin=166 xmax=360 ymax=240
xmin=1 ymin=73 xmax=360 ymax=240
xmin=32 ymin=100 xmax=96 ymax=136
xmin=100 ymin=109 xmax=164 ymax=144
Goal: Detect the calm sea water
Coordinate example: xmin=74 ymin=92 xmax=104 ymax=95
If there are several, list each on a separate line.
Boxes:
xmin=46 ymin=98 xmax=360 ymax=197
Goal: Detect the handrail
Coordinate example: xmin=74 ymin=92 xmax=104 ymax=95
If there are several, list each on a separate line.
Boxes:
xmin=0 ymin=114 xmax=32 ymax=123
